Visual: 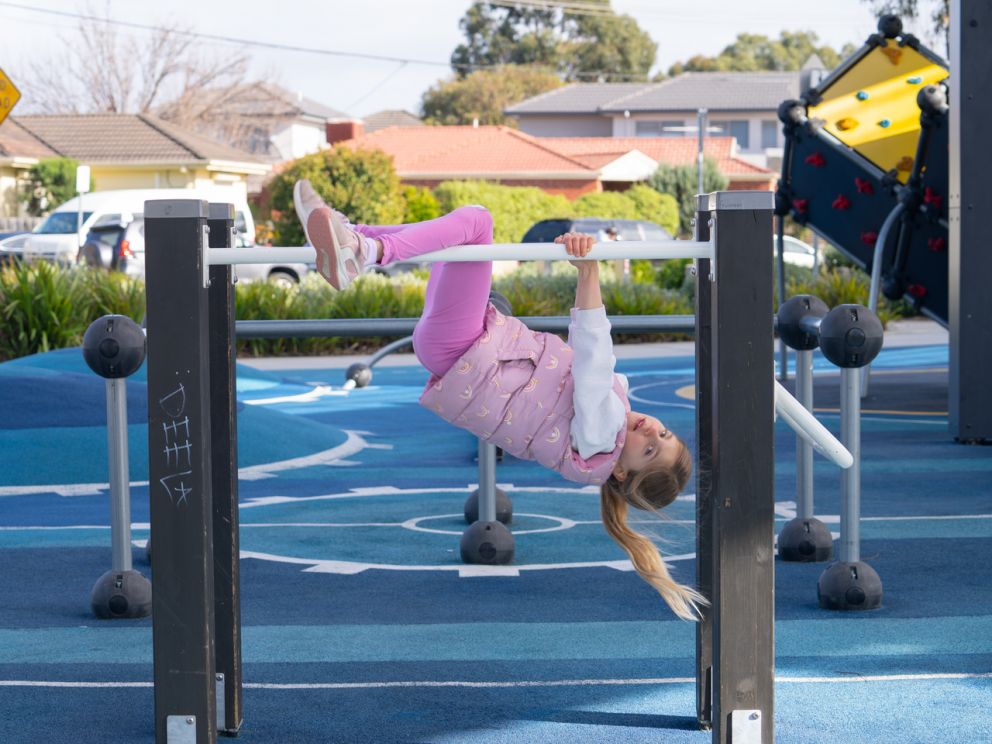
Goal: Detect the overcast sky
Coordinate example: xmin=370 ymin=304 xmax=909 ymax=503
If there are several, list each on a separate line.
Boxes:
xmin=3 ymin=0 xmax=916 ymax=119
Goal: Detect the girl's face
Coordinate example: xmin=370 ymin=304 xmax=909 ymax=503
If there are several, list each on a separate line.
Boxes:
xmin=613 ymin=411 xmax=681 ymax=482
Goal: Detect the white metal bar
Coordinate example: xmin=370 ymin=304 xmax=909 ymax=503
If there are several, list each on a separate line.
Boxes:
xmin=205 ymin=239 xmax=714 ymax=267
xmin=774 ymin=379 xmax=854 ymax=470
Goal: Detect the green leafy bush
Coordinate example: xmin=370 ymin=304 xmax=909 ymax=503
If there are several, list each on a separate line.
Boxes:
xmin=572 ymin=192 xmax=640 ymax=220
xmin=21 ymin=157 xmax=92 ymax=216
xmin=625 ymin=184 xmax=680 ymax=236
xmin=402 ymin=186 xmax=441 ymax=223
xmin=786 ymin=265 xmax=911 ymax=326
xmin=433 ymin=180 xmax=571 ymax=243
xmin=267 ymin=148 xmax=406 ymax=245
xmin=0 ymin=262 xmax=143 ymax=361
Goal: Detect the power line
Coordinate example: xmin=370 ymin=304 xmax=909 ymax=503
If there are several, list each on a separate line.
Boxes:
xmin=0 ymin=1 xmax=656 ymax=81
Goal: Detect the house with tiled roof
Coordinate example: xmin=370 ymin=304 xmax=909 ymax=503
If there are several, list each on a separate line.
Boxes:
xmin=0 ymin=113 xmax=270 ymax=218
xmin=232 ymin=83 xmax=356 ymax=162
xmin=505 ymin=66 xmax=828 ymax=170
xmin=329 ymin=125 xmax=774 ymax=197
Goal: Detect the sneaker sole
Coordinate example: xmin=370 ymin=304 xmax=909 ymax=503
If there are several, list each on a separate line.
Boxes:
xmin=306 ymin=209 xmax=345 ymax=290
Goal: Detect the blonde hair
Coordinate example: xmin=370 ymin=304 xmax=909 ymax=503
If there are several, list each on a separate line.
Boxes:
xmin=600 ymin=436 xmax=709 ymax=621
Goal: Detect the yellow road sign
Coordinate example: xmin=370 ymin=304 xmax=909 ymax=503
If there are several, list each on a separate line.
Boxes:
xmin=0 ymin=67 xmax=22 ymax=126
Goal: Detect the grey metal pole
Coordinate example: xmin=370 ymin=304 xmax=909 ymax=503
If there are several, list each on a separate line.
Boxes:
xmin=795 ymin=350 xmax=814 ymax=521
xmin=477 ymin=441 xmax=498 ymax=524
xmin=776 ymin=216 xmax=789 ymax=381
xmin=839 ymin=367 xmax=861 ymax=563
xmin=862 ymin=203 xmax=904 ymax=396
xmin=697 ymin=108 xmax=707 ymax=198
xmin=106 ymin=378 xmax=132 ymax=573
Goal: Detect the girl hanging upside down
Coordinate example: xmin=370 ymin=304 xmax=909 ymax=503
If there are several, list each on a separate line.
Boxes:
xmin=293 ymin=180 xmax=707 ymax=621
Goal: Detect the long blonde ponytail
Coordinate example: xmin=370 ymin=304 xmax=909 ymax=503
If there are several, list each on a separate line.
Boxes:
xmin=599 ymin=439 xmax=709 ymax=621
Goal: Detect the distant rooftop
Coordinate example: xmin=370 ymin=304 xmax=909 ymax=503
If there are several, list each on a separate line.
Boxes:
xmin=363 ymin=110 xmax=423 ymax=133
xmin=507 ymin=69 xmax=815 ymax=115
xmin=6 ymin=114 xmax=265 ymax=165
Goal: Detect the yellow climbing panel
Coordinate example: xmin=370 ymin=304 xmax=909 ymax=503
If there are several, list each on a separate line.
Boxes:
xmin=808 ymin=44 xmax=947 ymax=182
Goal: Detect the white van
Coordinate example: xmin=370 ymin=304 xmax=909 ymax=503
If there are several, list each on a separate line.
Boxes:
xmin=12 ymin=188 xmax=255 ymax=263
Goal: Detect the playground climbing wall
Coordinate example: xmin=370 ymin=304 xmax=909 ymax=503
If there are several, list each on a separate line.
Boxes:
xmin=777 ymin=18 xmax=950 ymax=325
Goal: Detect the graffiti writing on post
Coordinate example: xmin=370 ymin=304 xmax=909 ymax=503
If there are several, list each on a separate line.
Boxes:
xmin=158 ymin=383 xmax=194 ymax=507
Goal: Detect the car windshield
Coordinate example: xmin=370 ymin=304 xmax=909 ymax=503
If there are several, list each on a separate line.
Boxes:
xmin=35 ymin=212 xmax=93 ymax=234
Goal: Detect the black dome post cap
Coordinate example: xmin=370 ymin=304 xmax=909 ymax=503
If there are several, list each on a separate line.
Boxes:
xmin=818 ymin=304 xmax=884 ymax=368
xmin=878 ymin=14 xmax=903 ymax=38
xmin=82 ymin=314 xmax=147 ymax=379
xmin=777 ymin=294 xmax=830 ymax=351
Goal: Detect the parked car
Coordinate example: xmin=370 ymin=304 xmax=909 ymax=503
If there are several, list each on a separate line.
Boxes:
xmin=14 ymin=188 xmax=256 ymax=264
xmin=79 ymin=214 xmax=309 ymax=286
xmin=78 ymin=214 xmax=146 ymax=277
xmin=779 ymin=235 xmax=818 ymax=269
xmin=522 ymin=217 xmax=672 ymax=244
xmin=0 ymin=232 xmax=30 ymax=263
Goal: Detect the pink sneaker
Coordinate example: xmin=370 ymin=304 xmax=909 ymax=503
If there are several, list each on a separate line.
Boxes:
xmin=293 ymin=179 xmax=367 ymax=290
xmin=293 ymin=179 xmax=351 ymax=229
xmin=305 ymin=206 xmax=368 ymax=290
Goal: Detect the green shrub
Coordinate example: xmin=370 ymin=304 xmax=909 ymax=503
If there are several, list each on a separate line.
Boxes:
xmin=267 ymin=148 xmax=406 ymax=245
xmin=572 ymin=192 xmax=640 ymax=220
xmin=625 ymin=184 xmax=680 ymax=236
xmin=21 ymin=157 xmax=93 ymax=216
xmin=0 ymin=262 xmax=144 ymax=361
xmin=433 ymin=181 xmax=571 ymax=243
xmin=402 ymin=186 xmax=441 ymax=223
xmin=786 ymin=265 xmax=911 ymax=326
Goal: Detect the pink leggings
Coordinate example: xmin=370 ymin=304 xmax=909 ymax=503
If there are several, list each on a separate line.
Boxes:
xmin=354 ymin=206 xmax=495 ymax=377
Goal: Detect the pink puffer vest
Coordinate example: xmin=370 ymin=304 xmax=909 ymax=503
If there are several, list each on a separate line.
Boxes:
xmin=419 ymin=304 xmax=629 ymax=485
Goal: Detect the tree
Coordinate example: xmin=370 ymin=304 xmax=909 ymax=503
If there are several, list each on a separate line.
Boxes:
xmin=451 ymin=1 xmax=657 ymax=82
xmin=266 ymin=148 xmax=406 ymax=246
xmin=666 ymin=31 xmax=856 ymax=77
xmin=17 ymin=4 xmax=277 ymax=151
xmin=22 ymin=158 xmax=93 ymax=217
xmin=862 ymin=1 xmax=949 ymax=55
xmin=422 ymin=65 xmax=563 ymax=125
xmin=648 ymin=159 xmax=728 ymax=236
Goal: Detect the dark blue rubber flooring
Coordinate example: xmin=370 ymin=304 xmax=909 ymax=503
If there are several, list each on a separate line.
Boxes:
xmin=0 ymin=342 xmax=989 ymax=743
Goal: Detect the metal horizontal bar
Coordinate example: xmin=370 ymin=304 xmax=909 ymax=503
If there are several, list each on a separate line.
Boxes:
xmin=235 ymin=315 xmax=696 ymax=339
xmin=209 ymin=240 xmax=713 ymax=267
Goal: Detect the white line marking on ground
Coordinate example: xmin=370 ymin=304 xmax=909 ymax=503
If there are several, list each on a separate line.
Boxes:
xmin=2 ymin=672 xmax=990 ymax=690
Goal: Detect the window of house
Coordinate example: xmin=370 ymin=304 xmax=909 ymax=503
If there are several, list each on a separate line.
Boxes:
xmin=635 ymin=120 xmax=685 ymax=137
xmin=762 ymin=120 xmax=779 ymax=148
xmin=711 ymin=120 xmax=750 ymax=149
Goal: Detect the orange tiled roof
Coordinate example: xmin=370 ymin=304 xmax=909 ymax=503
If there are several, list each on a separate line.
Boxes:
xmin=335 ymin=126 xmax=598 ymax=176
xmin=550 ymin=136 xmax=771 ymax=176
xmin=335 ymin=126 xmax=771 ymax=179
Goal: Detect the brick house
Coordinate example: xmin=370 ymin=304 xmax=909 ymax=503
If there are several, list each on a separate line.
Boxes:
xmin=328 ymin=124 xmax=774 ymax=195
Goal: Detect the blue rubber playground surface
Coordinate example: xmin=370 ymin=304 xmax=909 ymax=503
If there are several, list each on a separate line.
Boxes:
xmin=0 ymin=335 xmax=989 ymax=743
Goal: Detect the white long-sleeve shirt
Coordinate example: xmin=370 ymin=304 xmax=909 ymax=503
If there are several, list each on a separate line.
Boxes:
xmin=567 ymin=306 xmax=628 ymax=459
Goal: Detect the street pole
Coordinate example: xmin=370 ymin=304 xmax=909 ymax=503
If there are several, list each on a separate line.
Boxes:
xmin=697 ymin=108 xmax=707 ymax=197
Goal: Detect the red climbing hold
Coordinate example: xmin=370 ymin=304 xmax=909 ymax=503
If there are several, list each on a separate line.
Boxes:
xmin=923 ymin=187 xmax=943 ymax=209
xmin=805 ymin=152 xmax=826 ymax=167
xmin=907 ymin=284 xmax=927 ymax=298
xmin=861 ymin=231 xmax=878 ymax=245
xmin=832 ymin=194 xmax=852 ymax=210
xmin=928 ymin=237 xmax=947 ymax=252
xmin=854 ymin=177 xmax=874 ymax=195
xmin=793 ymin=198 xmax=809 ymax=214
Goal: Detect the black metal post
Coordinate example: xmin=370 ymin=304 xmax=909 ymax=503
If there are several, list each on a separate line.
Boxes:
xmin=694 ymin=200 xmax=714 ymax=731
xmin=207 ymin=203 xmax=243 ymax=736
xmin=145 ymin=199 xmax=218 ymax=743
xmin=949 ymin=0 xmax=992 ymax=443
xmin=706 ymin=192 xmax=776 ymax=744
